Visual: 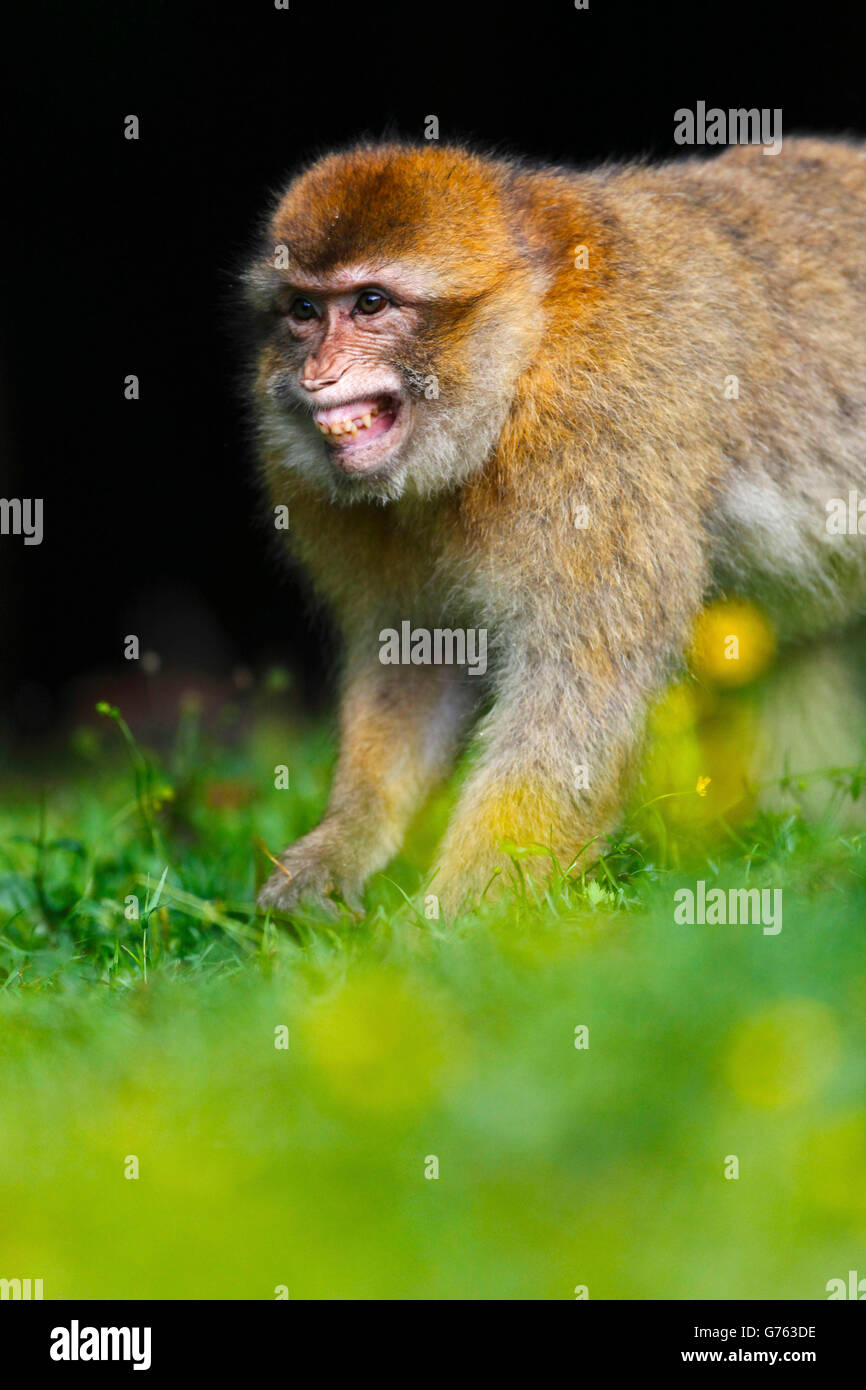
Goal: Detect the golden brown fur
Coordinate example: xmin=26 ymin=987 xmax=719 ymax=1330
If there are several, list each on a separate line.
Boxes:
xmin=245 ymin=137 xmax=866 ymax=915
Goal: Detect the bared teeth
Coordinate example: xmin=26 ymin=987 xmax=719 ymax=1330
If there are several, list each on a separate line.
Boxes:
xmin=315 ymin=404 xmax=382 ymax=437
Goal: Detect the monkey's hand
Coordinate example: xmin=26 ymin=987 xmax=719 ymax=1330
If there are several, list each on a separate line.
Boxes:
xmin=257 ymin=657 xmax=478 ymax=922
xmin=430 ymin=846 xmax=515 ymax=919
xmin=257 ymin=826 xmax=366 ymax=918
xmin=433 ymin=836 xmax=603 ymax=919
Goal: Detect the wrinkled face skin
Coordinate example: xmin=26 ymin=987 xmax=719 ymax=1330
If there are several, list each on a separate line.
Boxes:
xmin=244 ymin=146 xmax=544 ymax=504
xmin=273 ymin=272 xmax=418 ymax=473
xmin=250 ymin=261 xmax=448 ymax=503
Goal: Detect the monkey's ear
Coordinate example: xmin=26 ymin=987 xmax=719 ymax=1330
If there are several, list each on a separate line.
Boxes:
xmin=225 ymin=258 xmax=285 ymax=360
xmin=504 ymin=167 xmax=593 ymax=282
xmin=240 ymin=259 xmax=283 ymax=312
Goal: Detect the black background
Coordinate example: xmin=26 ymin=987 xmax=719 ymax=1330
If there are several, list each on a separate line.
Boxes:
xmin=1 ymin=0 xmax=864 ymax=745
xmin=12 ymin=1298 xmax=865 ymax=1373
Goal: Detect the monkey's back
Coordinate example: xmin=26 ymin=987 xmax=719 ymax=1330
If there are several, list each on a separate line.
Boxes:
xmin=567 ymin=140 xmax=866 ymax=633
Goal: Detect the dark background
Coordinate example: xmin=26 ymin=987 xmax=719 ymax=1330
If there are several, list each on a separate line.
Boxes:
xmin=1 ymin=0 xmax=864 ymax=747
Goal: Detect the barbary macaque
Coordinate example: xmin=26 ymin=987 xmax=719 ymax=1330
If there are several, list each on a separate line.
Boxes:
xmin=244 ymin=138 xmax=866 ymax=916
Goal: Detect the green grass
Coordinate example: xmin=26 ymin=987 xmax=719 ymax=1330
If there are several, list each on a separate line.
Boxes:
xmin=1 ymin=690 xmax=865 ymax=1299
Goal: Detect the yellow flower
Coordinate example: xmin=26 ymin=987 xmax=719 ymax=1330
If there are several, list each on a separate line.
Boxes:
xmin=723 ymin=999 xmax=839 ymax=1109
xmin=696 ymin=776 xmax=711 ymax=797
xmin=690 ymin=599 xmax=776 ymax=687
xmin=302 ymin=970 xmax=468 ymax=1114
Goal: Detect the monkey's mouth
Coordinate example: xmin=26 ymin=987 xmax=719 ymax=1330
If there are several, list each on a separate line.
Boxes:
xmin=312 ymin=395 xmax=402 ymax=472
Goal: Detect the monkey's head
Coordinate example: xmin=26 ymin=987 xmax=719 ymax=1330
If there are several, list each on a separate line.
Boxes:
xmin=244 ymin=143 xmax=547 ymax=503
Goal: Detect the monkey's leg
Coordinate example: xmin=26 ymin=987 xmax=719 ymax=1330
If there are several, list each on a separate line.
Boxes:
xmin=431 ymin=657 xmax=661 ymax=916
xmin=432 ymin=477 xmax=709 ymax=913
xmin=258 ymin=655 xmax=477 ymax=914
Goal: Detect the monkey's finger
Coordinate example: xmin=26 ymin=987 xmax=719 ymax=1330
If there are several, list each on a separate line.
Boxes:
xmin=338 ymin=885 xmax=366 ymax=916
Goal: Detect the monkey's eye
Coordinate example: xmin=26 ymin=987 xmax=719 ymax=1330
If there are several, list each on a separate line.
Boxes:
xmin=355 ymin=290 xmax=387 ymax=315
xmin=288 ymin=296 xmax=319 ymax=321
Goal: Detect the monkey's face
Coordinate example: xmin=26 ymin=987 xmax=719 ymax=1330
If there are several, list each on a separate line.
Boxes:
xmin=245 ymin=145 xmax=545 ymax=503
xmin=255 ymin=268 xmax=428 ymax=495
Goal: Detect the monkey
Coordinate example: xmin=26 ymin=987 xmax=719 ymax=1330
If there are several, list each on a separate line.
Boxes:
xmin=242 ymin=137 xmax=866 ymax=918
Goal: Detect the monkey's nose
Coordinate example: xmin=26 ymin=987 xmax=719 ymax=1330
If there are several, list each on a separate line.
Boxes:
xmin=302 ymin=367 xmax=346 ymax=391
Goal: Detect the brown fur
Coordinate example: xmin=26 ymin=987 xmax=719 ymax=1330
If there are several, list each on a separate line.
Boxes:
xmin=245 ymin=138 xmax=866 ymax=915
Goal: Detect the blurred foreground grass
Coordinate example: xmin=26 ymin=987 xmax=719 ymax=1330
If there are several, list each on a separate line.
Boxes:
xmin=1 ymin=671 xmax=866 ymax=1299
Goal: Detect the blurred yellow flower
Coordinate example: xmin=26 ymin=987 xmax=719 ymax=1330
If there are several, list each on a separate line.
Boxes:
xmin=302 ymin=970 xmax=467 ymax=1115
xmin=723 ymin=999 xmax=840 ymax=1109
xmin=797 ymin=1113 xmax=866 ymax=1220
xmin=649 ymin=681 xmax=699 ymax=736
xmin=691 ymin=599 xmax=776 ymax=687
xmin=696 ymin=776 xmax=711 ymax=797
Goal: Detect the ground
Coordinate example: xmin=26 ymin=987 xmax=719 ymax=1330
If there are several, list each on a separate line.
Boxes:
xmin=1 ymin=652 xmax=865 ymax=1300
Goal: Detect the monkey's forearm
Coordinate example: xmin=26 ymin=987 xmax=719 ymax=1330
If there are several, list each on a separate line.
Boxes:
xmin=258 ymin=658 xmax=476 ymax=911
xmin=325 ymin=660 xmax=475 ymax=857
